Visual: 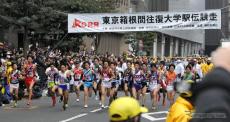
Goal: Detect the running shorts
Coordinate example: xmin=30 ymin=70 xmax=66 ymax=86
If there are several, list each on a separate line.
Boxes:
xmin=59 ymin=84 xmax=68 ymax=91
xmin=141 ymin=81 xmax=147 ymax=88
xmin=25 ymin=77 xmax=35 ymax=87
xmin=133 ymin=83 xmax=142 ymax=91
xmin=10 ymin=83 xmax=19 ymax=89
xmin=84 ymin=82 xmax=93 ymax=88
xmin=149 ymin=84 xmax=160 ymax=92
xmin=102 ymin=80 xmax=111 ymax=88
xmin=74 ymin=81 xmax=82 ymax=87
xmin=48 ymin=81 xmax=55 ymax=88
xmin=166 ymin=85 xmax=174 ymax=92
xmin=111 ymin=80 xmax=119 ymax=89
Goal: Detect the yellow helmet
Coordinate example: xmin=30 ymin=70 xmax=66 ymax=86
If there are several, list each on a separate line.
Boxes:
xmin=109 ymin=97 xmax=148 ymax=121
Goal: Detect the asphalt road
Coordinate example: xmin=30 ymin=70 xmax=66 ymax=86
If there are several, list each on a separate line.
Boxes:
xmin=0 ymin=92 xmax=172 ymax=122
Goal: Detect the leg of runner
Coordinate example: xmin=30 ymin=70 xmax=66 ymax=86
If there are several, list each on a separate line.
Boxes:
xmin=124 ymin=82 xmax=129 ymax=96
xmin=101 ymin=85 xmax=106 ymax=108
xmin=93 ymin=81 xmax=98 ymax=100
xmin=132 ymin=86 xmax=137 ymax=99
xmin=141 ymin=86 xmax=147 ymax=106
xmin=89 ymin=85 xmax=92 ymax=98
xmin=106 ymin=88 xmax=110 ymax=107
xmin=75 ymin=85 xmax=80 ymax=102
xmin=14 ymin=87 xmax=18 ymax=107
xmin=167 ymin=90 xmax=175 ymax=106
xmin=129 ymin=82 xmax=133 ymax=97
xmin=137 ymin=89 xmax=141 ymax=100
xmin=109 ymin=87 xmax=114 ymax=105
xmin=49 ymin=86 xmax=56 ymax=107
xmin=9 ymin=85 xmax=14 ymax=102
xmin=158 ymin=90 xmax=161 ymax=102
xmin=51 ymin=94 xmax=56 ymax=107
xmin=10 ymin=86 xmax=17 ymax=107
xmin=63 ymin=89 xmax=69 ymax=110
xmin=27 ymin=81 xmax=35 ymax=106
xmin=83 ymin=86 xmax=89 ymax=108
xmin=114 ymin=82 xmax=119 ymax=100
xmin=162 ymin=89 xmax=166 ymax=106
xmin=152 ymin=87 xmax=159 ymax=110
xmin=58 ymin=87 xmax=63 ymax=96
xmin=58 ymin=87 xmax=63 ymax=109
xmin=97 ymin=80 xmax=102 ymax=105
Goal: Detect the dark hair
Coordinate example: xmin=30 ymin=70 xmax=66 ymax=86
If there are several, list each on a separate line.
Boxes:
xmin=151 ymin=63 xmax=157 ymax=68
xmin=126 ymin=61 xmax=131 ymax=64
xmin=103 ymin=60 xmax=110 ymax=65
xmin=83 ymin=61 xmax=90 ymax=69
xmin=12 ymin=62 xmax=17 ymax=67
xmin=142 ymin=63 xmax=147 ymax=66
xmin=110 ymin=62 xmax=117 ymax=66
xmin=49 ymin=63 xmax=55 ymax=67
xmin=94 ymin=57 xmax=99 ymax=61
xmin=160 ymin=61 xmax=165 ymax=65
xmin=27 ymin=55 xmax=34 ymax=60
xmin=134 ymin=62 xmax=140 ymax=65
xmin=59 ymin=64 xmax=66 ymax=70
xmin=189 ymin=61 xmax=195 ymax=67
xmin=74 ymin=61 xmax=80 ymax=64
xmin=169 ymin=64 xmax=175 ymax=69
xmin=186 ymin=65 xmax=192 ymax=70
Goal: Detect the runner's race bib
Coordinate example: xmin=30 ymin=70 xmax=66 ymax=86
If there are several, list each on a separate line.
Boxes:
xmin=103 ymin=77 xmax=110 ymax=82
xmin=166 ymin=85 xmax=174 ymax=91
xmin=74 ymin=74 xmax=81 ymax=80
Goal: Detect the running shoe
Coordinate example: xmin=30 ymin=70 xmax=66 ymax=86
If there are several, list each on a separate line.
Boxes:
xmin=95 ymin=95 xmax=99 ymax=100
xmin=63 ymin=104 xmax=68 ymax=110
xmin=101 ymin=104 xmax=105 ymax=109
xmin=59 ymin=96 xmax=63 ymax=103
xmin=163 ymin=99 xmax=166 ymax=106
xmin=152 ymin=106 xmax=156 ymax=110
xmin=27 ymin=101 xmax=31 ymax=106
xmin=13 ymin=102 xmax=17 ymax=107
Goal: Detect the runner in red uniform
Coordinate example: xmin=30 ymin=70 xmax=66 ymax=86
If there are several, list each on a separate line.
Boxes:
xmin=24 ymin=56 xmax=36 ymax=106
xmin=73 ymin=61 xmax=83 ymax=102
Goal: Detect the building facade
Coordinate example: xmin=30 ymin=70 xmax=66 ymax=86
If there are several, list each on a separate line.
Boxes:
xmin=143 ymin=0 xmax=203 ymax=57
xmin=95 ymin=0 xmax=131 ymax=56
xmin=143 ymin=0 xmax=229 ymax=56
xmin=205 ymin=0 xmax=229 ymax=55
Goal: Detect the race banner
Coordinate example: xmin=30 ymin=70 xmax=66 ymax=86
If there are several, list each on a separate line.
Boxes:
xmin=68 ymin=9 xmax=221 ymax=33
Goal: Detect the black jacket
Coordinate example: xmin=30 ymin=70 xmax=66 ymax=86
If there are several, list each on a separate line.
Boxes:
xmin=191 ymin=67 xmax=230 ymax=122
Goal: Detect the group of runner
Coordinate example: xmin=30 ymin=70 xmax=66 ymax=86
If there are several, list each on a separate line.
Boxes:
xmin=0 ymin=56 xmax=36 ymax=107
xmin=0 ymin=53 xmax=214 ymax=111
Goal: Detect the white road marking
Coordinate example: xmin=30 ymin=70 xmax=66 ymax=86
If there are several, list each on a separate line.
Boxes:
xmin=59 ymin=106 xmax=109 ymax=122
xmin=90 ymin=106 xmax=109 ymax=113
xmin=59 ymin=113 xmax=88 ymax=122
xmin=90 ymin=108 xmax=101 ymax=113
xmin=142 ymin=111 xmax=168 ymax=121
xmin=4 ymin=106 xmax=38 ymax=110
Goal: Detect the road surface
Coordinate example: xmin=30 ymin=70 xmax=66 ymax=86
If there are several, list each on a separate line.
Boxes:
xmin=0 ymin=92 xmax=172 ymax=122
